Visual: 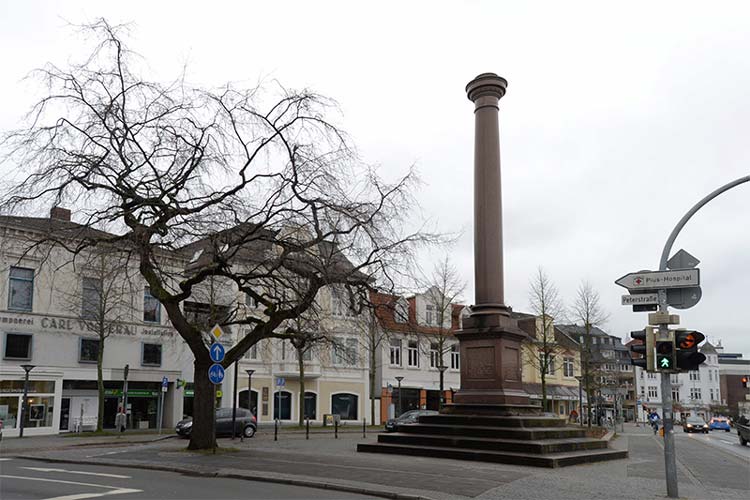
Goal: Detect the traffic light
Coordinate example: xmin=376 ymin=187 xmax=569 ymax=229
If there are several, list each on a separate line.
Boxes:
xmin=629 ymin=328 xmax=654 ymax=371
xmin=742 ymin=376 xmax=748 ymax=388
xmin=674 ymin=329 xmax=706 ymax=371
xmin=655 ymin=335 xmax=675 ymax=371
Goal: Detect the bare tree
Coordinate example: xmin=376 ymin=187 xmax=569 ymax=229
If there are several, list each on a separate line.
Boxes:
xmin=523 ymin=267 xmax=566 ymax=412
xmin=420 ymin=257 xmax=465 ymax=401
xmin=570 ymin=281 xmax=609 ymax=427
xmin=60 ymin=249 xmax=139 ymax=432
xmin=0 ymin=20 xmax=430 ymax=450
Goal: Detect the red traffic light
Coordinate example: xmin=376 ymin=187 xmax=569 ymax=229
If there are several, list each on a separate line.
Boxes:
xmin=676 ymin=331 xmax=705 ymax=350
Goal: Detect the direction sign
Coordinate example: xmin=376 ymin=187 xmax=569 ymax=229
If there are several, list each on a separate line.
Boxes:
xmin=621 ymin=293 xmax=659 ymax=306
xmin=209 ymin=342 xmax=225 ymax=363
xmin=615 ymin=269 xmax=699 ymax=290
xmin=276 ymin=377 xmax=285 ymax=387
xmin=208 ymin=364 xmax=225 ymax=384
xmin=667 ymin=286 xmax=702 ymax=310
xmin=210 ymin=324 xmax=223 ymax=340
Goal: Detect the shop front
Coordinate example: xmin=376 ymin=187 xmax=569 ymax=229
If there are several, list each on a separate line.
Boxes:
xmin=0 ymin=378 xmax=59 ymax=437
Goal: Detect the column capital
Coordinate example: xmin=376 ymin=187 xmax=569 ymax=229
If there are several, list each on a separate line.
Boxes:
xmin=466 ymin=73 xmax=508 ymax=102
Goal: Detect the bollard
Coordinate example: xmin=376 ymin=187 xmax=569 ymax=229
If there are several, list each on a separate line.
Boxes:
xmin=274 ymin=419 xmax=278 ymax=441
xmin=363 ymin=418 xmax=366 ymax=438
xmin=306 ymin=418 xmax=310 ymax=440
xmin=334 ymin=418 xmax=338 ymax=439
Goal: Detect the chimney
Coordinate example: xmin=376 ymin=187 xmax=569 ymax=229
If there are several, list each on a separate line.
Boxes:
xmin=50 ymin=206 xmax=71 ymax=222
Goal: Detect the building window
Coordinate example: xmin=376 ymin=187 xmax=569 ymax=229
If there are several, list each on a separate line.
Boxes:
xmin=690 ymin=387 xmax=701 ymax=400
xmin=425 ymin=304 xmax=436 ymax=326
xmin=331 ymin=288 xmax=356 ymax=317
xmin=331 ymin=393 xmax=358 ymax=420
xmin=143 ymin=287 xmax=160 ymax=323
xmin=539 ymin=353 xmax=555 ymax=375
xmin=333 ymin=339 xmax=356 ymax=366
xmin=79 ymin=337 xmax=100 ymax=363
xmin=245 ymin=342 xmax=259 ymax=360
xmin=297 ymin=347 xmax=313 ymax=362
xmin=245 ymin=291 xmax=259 ymax=309
xmin=708 ymin=370 xmax=712 ymax=382
xmin=407 ymin=340 xmax=419 ymax=367
xmin=563 ymin=357 xmax=574 ymax=377
xmin=640 ymin=385 xmax=645 ymax=397
xmin=142 ymin=343 xmax=162 ymax=366
xmin=689 ymin=371 xmax=700 ymax=381
xmin=81 ymin=277 xmax=103 ymax=319
xmin=4 ymin=333 xmax=32 ymax=360
xmin=430 ymin=343 xmax=439 ymax=368
xmin=671 ymin=389 xmax=680 ymax=402
xmin=647 ymin=386 xmax=658 ymax=398
xmin=8 ymin=266 xmax=34 ymax=311
xmin=395 ymin=299 xmax=408 ymax=323
xmin=346 ymin=338 xmax=357 ymax=365
xmin=451 ymin=344 xmax=460 ymax=370
xmin=389 ymin=339 xmax=402 ymax=366
xmin=709 ymin=388 xmax=714 ymax=401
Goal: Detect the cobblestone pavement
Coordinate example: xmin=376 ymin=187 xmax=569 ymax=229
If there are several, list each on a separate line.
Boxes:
xmin=3 ymin=424 xmax=748 ymax=500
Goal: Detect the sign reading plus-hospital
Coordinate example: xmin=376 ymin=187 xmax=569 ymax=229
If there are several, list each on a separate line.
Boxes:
xmin=615 ymin=269 xmax=700 ymax=291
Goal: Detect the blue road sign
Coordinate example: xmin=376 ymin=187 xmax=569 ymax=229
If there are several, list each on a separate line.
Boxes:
xmin=162 ymin=376 xmax=169 ymax=388
xmin=209 ymin=342 xmax=225 ymax=363
xmin=276 ymin=377 xmax=285 ymax=387
xmin=208 ymin=364 xmax=225 ymax=384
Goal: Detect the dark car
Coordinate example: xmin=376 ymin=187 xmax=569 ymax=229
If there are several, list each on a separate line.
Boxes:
xmin=682 ymin=416 xmax=709 ymax=433
xmin=176 ymin=408 xmax=256 ymax=438
xmin=384 ymin=410 xmax=438 ymax=432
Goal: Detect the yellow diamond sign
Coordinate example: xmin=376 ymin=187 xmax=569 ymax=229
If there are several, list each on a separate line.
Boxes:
xmin=210 ymin=324 xmax=223 ymax=340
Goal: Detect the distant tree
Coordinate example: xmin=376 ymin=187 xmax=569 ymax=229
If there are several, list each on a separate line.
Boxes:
xmin=523 ymin=267 xmax=567 ymax=412
xmin=60 ymin=250 xmax=139 ymax=432
xmin=0 ymin=20 xmax=430 ymax=450
xmin=570 ymin=281 xmax=609 ymax=427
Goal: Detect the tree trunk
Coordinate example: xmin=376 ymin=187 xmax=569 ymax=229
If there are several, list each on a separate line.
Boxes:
xmin=541 ymin=368 xmax=547 ymax=413
xmin=188 ymin=360 xmax=217 ymax=450
xmin=297 ymin=350 xmax=305 ymax=427
xmin=96 ymin=337 xmax=105 ymax=432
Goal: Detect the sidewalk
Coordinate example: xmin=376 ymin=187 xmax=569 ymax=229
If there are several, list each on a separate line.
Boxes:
xmin=3 ymin=423 xmax=746 ymax=500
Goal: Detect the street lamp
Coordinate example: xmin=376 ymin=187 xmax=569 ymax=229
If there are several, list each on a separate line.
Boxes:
xmin=437 ymin=365 xmax=448 ymax=409
xmin=19 ymin=364 xmax=35 ymax=438
xmin=245 ymin=369 xmax=255 ymax=415
xmin=574 ymin=375 xmax=583 ymax=427
xmin=395 ymin=376 xmax=404 ymax=417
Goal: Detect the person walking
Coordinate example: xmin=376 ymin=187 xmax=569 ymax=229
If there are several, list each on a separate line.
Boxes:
xmin=115 ymin=406 xmax=127 ymax=433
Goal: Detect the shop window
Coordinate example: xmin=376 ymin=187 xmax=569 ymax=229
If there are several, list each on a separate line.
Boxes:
xmin=4 ymin=333 xmax=32 ymax=360
xmin=273 ymin=390 xmax=292 ymax=420
xmin=331 ymin=393 xmax=358 ymax=420
xmin=0 ymin=396 xmax=20 ymax=428
xmin=142 ymin=343 xmax=162 ymax=366
xmin=143 ymin=287 xmax=160 ymax=323
xmin=79 ymin=337 xmax=100 ymax=363
xmin=81 ymin=277 xmax=102 ymax=319
xmin=23 ymin=396 xmax=55 ymax=428
xmin=304 ymin=392 xmax=317 ymax=419
xmin=8 ymin=266 xmax=34 ymax=311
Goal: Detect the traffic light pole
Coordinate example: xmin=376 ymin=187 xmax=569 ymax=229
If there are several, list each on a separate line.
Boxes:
xmin=655 ymin=174 xmax=749 ymax=499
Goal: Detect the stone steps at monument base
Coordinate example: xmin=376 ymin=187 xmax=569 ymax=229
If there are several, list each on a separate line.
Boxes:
xmin=378 ymin=432 xmax=607 ymax=454
xmin=417 ymin=414 xmax=569 ymax=428
xmin=357 ymin=442 xmax=628 ymax=468
xmin=395 ymin=422 xmax=587 ymax=440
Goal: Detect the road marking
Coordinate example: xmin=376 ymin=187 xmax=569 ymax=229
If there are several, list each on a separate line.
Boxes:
xmin=0 ymin=458 xmax=12 ymax=461
xmin=22 ymin=467 xmax=131 ymax=479
xmin=0 ymin=475 xmax=142 ymax=500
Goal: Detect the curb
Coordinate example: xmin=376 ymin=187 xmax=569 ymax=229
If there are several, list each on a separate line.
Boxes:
xmin=11 ymin=454 xmax=434 ymax=500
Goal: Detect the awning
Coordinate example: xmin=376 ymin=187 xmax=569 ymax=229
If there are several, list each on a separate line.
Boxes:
xmin=523 ymin=383 xmax=583 ymax=401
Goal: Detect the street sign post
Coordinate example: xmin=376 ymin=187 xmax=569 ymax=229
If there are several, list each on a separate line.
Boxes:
xmin=615 ymin=269 xmax=700 ymax=290
xmin=161 ymin=376 xmax=168 ymax=392
xmin=209 ymin=364 xmax=225 ymax=384
xmin=666 ymin=249 xmax=700 ymax=270
xmin=621 ymin=293 xmax=659 ymax=306
xmin=157 ymin=377 xmax=168 ymax=435
xmin=276 ymin=377 xmax=285 ymax=387
xmin=209 ymin=342 xmax=225 ymax=363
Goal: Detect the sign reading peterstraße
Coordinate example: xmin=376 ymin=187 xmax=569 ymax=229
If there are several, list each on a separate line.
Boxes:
xmin=615 ymin=269 xmax=700 ymax=290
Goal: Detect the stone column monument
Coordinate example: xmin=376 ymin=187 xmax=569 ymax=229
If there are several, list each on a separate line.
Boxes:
xmin=450 ymin=73 xmax=530 ymax=410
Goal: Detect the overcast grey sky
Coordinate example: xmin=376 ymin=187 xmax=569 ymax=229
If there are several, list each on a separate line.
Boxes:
xmin=1 ymin=1 xmax=748 ymax=355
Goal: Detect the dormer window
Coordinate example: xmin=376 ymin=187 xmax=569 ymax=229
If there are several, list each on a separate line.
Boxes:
xmin=395 ymin=298 xmax=408 ymax=323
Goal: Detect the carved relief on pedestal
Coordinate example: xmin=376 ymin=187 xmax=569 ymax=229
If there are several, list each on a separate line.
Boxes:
xmin=503 ymin=345 xmax=520 ymax=381
xmin=466 ymin=346 xmax=496 ymax=380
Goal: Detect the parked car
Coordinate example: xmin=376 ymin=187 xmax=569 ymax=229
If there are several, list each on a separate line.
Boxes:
xmin=682 ymin=416 xmax=709 ymax=433
xmin=708 ymin=417 xmax=731 ymax=432
xmin=384 ymin=410 xmax=438 ymax=432
xmin=0 ymin=419 xmax=3 ymax=442
xmin=176 ymin=408 xmax=256 ymax=438
xmin=736 ymin=420 xmax=750 ymax=446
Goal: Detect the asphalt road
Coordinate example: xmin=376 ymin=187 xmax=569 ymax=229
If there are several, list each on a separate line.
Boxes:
xmin=0 ymin=457 xmax=378 ymax=500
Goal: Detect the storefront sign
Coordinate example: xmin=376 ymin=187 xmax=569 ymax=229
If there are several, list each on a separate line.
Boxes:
xmin=104 ymin=389 xmax=159 ymax=398
xmin=0 ymin=312 xmax=175 ymax=337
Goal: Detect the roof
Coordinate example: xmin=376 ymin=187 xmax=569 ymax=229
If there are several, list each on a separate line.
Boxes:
xmin=556 ymin=324 xmax=610 ymax=338
xmin=370 ymin=289 xmax=462 ymax=336
xmin=700 ymin=341 xmax=718 ymax=355
xmin=0 ymin=215 xmax=116 ymax=242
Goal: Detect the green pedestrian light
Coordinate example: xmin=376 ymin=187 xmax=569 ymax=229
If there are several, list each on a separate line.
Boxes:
xmin=655 ymin=337 xmax=675 ymax=372
xmin=660 ymin=357 xmax=671 ymax=369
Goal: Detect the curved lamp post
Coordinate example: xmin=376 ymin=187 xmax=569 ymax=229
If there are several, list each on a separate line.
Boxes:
xmin=395 ymin=376 xmax=404 ymax=417
xmin=245 ymin=369 xmax=255 ymax=415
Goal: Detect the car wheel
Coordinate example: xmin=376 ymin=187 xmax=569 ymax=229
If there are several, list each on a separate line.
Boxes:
xmin=725 ymin=429 xmax=730 ymax=432
xmin=243 ymin=425 xmax=256 ymax=438
xmin=740 ymin=437 xmax=748 ymax=446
